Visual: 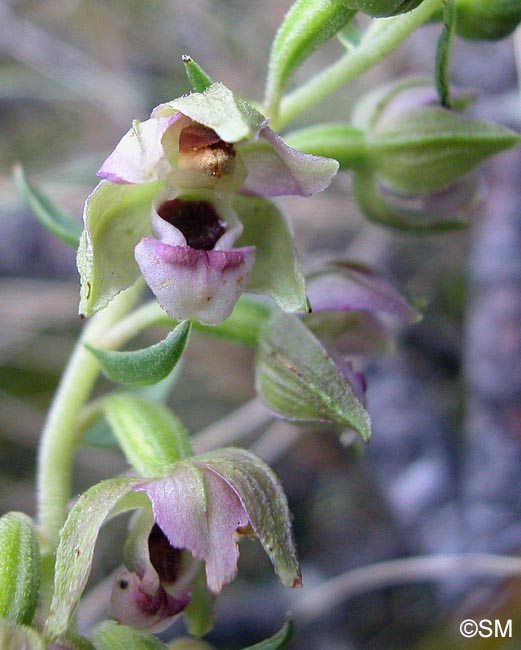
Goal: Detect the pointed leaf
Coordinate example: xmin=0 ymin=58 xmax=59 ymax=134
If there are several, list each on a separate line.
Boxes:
xmin=0 ymin=620 xmax=45 ymax=650
xmin=195 ymin=448 xmax=302 ymax=589
xmin=182 ymin=55 xmax=213 ymax=92
xmin=86 ymin=321 xmax=191 ymax=386
xmin=234 ymin=195 xmax=308 ymax=313
xmin=91 ymin=621 xmax=167 ymax=650
xmin=152 ymin=83 xmax=266 ymax=143
xmin=256 ymin=311 xmax=371 ymax=441
xmin=77 ymin=179 xmax=162 ymax=316
xmin=243 ymin=617 xmax=294 ymax=649
xmin=265 ymin=0 xmax=355 ymax=111
xmin=0 ymin=512 xmax=40 ymax=625
xmin=101 ymin=394 xmax=192 ymax=477
xmin=13 ymin=164 xmax=82 ymax=247
xmin=44 ymin=478 xmax=140 ymax=641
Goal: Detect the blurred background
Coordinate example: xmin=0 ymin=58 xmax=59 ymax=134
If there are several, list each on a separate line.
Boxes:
xmin=1 ymin=1 xmax=521 ymax=648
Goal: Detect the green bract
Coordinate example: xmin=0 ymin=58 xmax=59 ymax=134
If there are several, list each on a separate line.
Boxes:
xmin=101 ymin=394 xmax=192 ymax=476
xmin=86 ymin=320 xmax=191 ymax=386
xmin=255 ymin=311 xmax=371 ymax=441
xmin=0 ymin=512 xmax=40 ymax=625
xmin=343 ymin=0 xmax=425 ymax=17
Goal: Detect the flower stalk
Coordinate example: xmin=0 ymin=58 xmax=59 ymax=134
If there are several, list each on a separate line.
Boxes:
xmin=271 ymin=0 xmax=444 ymax=130
xmin=36 ymin=281 xmax=144 ymax=555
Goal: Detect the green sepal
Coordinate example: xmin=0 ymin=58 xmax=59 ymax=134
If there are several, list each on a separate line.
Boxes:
xmin=284 ymin=124 xmax=367 ymax=169
xmin=77 ymin=179 xmax=162 ymax=316
xmin=265 ymin=0 xmax=356 ymax=111
xmin=182 ymin=55 xmax=213 ymax=92
xmin=183 ymin=566 xmax=216 ymax=637
xmin=86 ymin=320 xmax=191 ymax=386
xmin=343 ymin=0 xmax=424 ymax=17
xmin=235 ymin=195 xmax=308 ymax=314
xmin=152 ymin=83 xmax=265 ymax=143
xmin=454 ymin=0 xmax=521 ymax=40
xmin=435 ymin=0 xmax=456 ymax=107
xmin=101 ymin=394 xmax=192 ymax=476
xmin=44 ymin=478 xmax=141 ymax=641
xmin=13 ymin=164 xmax=82 ymax=247
xmin=0 ymin=512 xmax=40 ymax=625
xmin=91 ymin=621 xmax=167 ymax=650
xmin=243 ymin=616 xmax=294 ymax=649
xmin=353 ymin=169 xmax=466 ymax=234
xmin=193 ymin=294 xmax=273 ymax=346
xmin=255 ymin=311 xmax=371 ymax=441
xmin=369 ymin=107 xmax=520 ymax=194
xmin=0 ymin=619 xmax=45 ymax=650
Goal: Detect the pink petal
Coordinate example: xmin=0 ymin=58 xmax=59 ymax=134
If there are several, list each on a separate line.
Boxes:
xmin=240 ymin=126 xmax=339 ymax=197
xmin=98 ymin=114 xmax=183 ymax=184
xmin=134 ymin=239 xmax=255 ymax=325
xmin=136 ymin=464 xmax=249 ymax=593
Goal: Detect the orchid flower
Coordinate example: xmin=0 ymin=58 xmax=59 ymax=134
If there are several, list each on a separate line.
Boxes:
xmin=108 ymin=448 xmax=301 ymax=632
xmin=78 ymin=82 xmax=338 ymax=324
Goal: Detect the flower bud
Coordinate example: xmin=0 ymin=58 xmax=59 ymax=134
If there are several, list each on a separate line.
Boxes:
xmin=0 ymin=512 xmax=40 ymax=625
xmin=343 ymin=0 xmax=425 ymax=18
xmin=353 ymin=79 xmax=519 ymax=195
xmin=455 ymin=0 xmax=521 ymax=40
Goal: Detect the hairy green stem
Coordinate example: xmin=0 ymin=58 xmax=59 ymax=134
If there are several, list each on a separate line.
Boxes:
xmin=36 ymin=282 xmax=143 ymax=554
xmin=272 ymin=0 xmax=443 ymax=130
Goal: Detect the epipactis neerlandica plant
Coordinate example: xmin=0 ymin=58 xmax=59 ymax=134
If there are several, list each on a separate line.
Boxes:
xmin=4 ymin=0 xmax=521 ymax=648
